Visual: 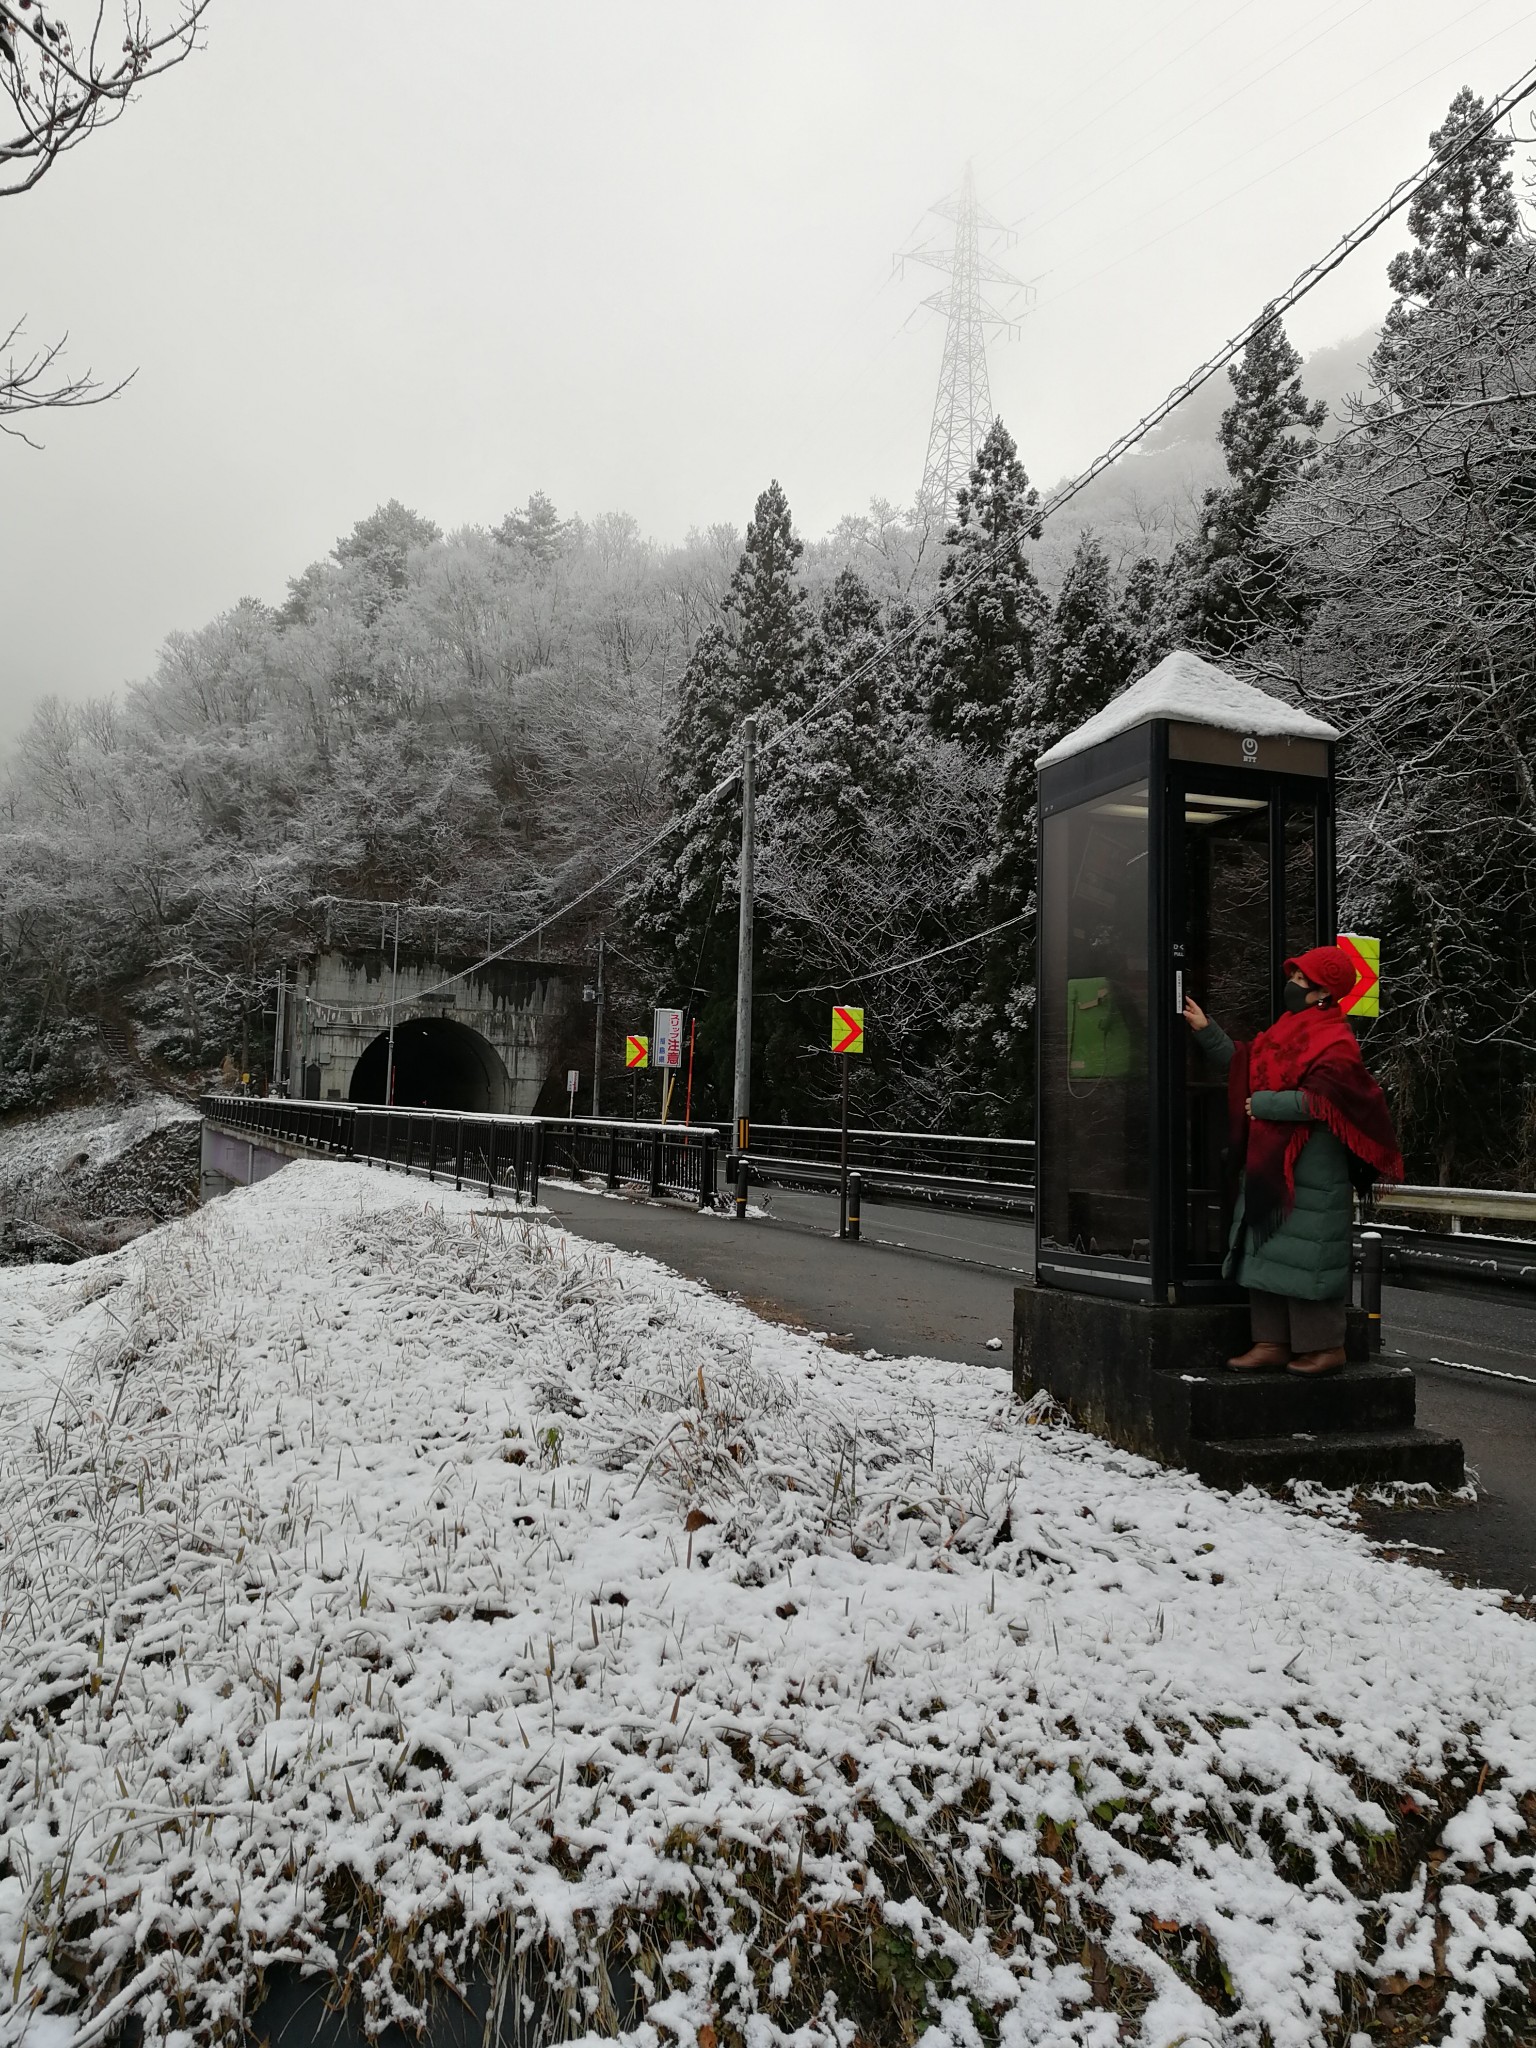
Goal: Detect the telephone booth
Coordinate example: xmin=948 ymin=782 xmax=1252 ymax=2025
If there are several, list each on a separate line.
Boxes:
xmin=1034 ymin=650 xmax=1338 ymax=1305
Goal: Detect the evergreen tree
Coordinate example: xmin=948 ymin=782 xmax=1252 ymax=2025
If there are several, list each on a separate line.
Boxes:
xmin=636 ymin=481 xmax=814 ymax=1118
xmin=1039 ymin=530 xmax=1139 ymax=753
xmin=926 ymin=418 xmax=1049 ymax=756
xmin=493 ymin=490 xmax=569 ymax=568
xmin=332 ymin=500 xmax=442 ymax=592
xmin=1118 ymin=552 xmax=1178 ymax=674
xmin=1387 ymin=86 xmax=1518 ymax=305
xmin=768 ymin=570 xmax=901 ymax=835
xmin=1177 ymin=310 xmax=1324 ymax=654
xmin=754 ymin=570 xmax=920 ymax=1118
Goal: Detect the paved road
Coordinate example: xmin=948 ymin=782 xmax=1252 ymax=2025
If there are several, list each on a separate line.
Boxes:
xmin=1363 ymin=1287 xmax=1536 ymax=1600
xmin=539 ymin=1179 xmax=1535 ymax=1601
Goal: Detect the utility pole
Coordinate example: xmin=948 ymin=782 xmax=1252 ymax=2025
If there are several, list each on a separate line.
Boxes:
xmin=384 ymin=904 xmax=401 ymax=1106
xmin=591 ymin=933 xmax=605 ymax=1117
xmin=732 ymin=717 xmax=756 ymax=1154
xmin=272 ymin=969 xmax=285 ymax=1095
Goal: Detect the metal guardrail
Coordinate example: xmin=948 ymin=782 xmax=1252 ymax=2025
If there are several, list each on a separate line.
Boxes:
xmin=200 ymin=1096 xmax=720 ymax=1208
xmin=1373 ymin=1183 xmax=1536 ymax=1226
xmin=735 ymin=1122 xmax=1037 ymax=1215
xmin=1366 ymin=1220 xmax=1536 ymax=1292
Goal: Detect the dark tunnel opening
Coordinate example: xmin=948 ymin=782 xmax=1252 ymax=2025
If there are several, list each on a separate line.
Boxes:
xmin=348 ymin=1017 xmax=510 ymax=1113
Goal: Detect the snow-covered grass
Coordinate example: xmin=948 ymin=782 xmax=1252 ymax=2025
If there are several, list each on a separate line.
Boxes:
xmin=1 ymin=1162 xmax=1533 ymax=2047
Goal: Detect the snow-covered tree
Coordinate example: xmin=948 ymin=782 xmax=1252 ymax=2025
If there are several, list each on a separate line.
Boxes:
xmin=1387 ymin=86 xmax=1519 ymax=306
xmin=633 ymin=481 xmax=816 ymax=1117
xmin=1177 ymin=310 xmax=1324 ymax=654
xmin=1038 ymin=530 xmax=1140 ymax=753
xmin=926 ymin=419 xmax=1049 ymax=757
xmin=1271 ymin=238 xmax=1536 ymax=1179
xmin=493 ymin=491 xmax=570 ymax=570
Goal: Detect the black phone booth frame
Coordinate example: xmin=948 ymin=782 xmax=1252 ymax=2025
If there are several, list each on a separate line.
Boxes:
xmin=1033 ymin=715 xmax=1335 ymax=1308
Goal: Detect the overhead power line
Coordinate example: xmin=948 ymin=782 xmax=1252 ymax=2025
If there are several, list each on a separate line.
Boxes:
xmin=778 ymin=911 xmax=1034 ymax=1002
xmin=301 ymin=54 xmax=1536 ymax=1027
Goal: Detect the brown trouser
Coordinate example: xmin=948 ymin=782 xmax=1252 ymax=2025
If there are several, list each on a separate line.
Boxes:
xmin=1249 ymin=1289 xmax=1346 ymax=1353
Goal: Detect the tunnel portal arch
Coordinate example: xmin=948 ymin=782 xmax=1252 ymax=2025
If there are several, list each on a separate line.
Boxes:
xmin=348 ymin=1017 xmax=511 ymax=1113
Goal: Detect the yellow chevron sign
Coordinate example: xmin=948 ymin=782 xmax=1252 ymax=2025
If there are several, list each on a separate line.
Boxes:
xmin=1336 ymin=933 xmax=1380 ymax=1019
xmin=625 ymin=1035 xmax=649 ymax=1069
xmin=832 ymin=1005 xmax=864 ymax=1055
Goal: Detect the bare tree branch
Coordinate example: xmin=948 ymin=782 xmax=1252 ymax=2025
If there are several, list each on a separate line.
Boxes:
xmin=0 ymin=315 xmax=130 ymax=443
xmin=0 ymin=1 xmax=208 ymax=198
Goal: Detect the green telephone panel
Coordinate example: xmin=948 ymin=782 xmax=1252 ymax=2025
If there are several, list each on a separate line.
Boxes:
xmin=1067 ymin=977 xmax=1132 ymax=1079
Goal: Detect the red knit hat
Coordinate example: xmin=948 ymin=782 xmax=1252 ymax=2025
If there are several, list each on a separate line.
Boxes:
xmin=1284 ymin=944 xmax=1359 ymax=1001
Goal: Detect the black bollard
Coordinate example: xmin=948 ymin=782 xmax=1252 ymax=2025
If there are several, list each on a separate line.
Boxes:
xmin=846 ymin=1171 xmax=862 ymax=1243
xmin=1361 ymin=1229 xmax=1383 ymax=1353
xmin=735 ymin=1156 xmax=750 ymax=1220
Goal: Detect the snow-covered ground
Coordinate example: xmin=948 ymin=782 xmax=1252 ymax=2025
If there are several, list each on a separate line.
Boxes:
xmin=1 ymin=1162 xmax=1533 ymax=2047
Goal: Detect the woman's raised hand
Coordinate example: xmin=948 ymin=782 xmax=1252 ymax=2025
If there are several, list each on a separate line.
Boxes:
xmin=1181 ymin=995 xmax=1209 ymax=1032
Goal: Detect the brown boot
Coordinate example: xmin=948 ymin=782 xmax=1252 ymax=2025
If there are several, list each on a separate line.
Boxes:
xmin=1287 ymin=1348 xmax=1346 ymax=1377
xmin=1226 ymin=1342 xmax=1291 ymax=1371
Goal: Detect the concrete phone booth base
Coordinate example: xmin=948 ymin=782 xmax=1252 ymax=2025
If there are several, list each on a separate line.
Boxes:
xmin=1012 ymin=1288 xmax=1463 ymax=1490
xmin=1015 ymin=652 xmax=1462 ymax=1490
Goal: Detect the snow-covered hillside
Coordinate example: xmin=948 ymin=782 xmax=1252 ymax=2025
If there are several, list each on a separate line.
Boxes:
xmin=0 ymin=1096 xmax=200 ymax=1263
xmin=1 ymin=1163 xmax=1532 ymax=2046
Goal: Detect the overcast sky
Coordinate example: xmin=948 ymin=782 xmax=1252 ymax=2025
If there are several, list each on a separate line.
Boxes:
xmin=3 ymin=0 xmax=1532 ymax=740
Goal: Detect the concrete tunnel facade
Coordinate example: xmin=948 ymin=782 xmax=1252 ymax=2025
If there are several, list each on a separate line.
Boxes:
xmin=287 ymin=951 xmax=582 ymax=1114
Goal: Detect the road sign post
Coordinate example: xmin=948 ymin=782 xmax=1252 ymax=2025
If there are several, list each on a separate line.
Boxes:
xmin=566 ymin=1068 xmax=579 ymax=1116
xmin=832 ymin=1005 xmax=865 ymax=1239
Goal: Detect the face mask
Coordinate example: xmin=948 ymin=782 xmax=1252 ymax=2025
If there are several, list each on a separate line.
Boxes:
xmin=1282 ymin=981 xmax=1311 ymax=1013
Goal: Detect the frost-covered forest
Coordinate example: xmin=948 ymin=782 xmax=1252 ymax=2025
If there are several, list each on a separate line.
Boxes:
xmin=2 ymin=87 xmax=1532 ymax=1180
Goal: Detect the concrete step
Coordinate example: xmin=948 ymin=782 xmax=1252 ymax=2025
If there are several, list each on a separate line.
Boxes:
xmin=1190 ymin=1427 xmax=1465 ymax=1493
xmin=1169 ymin=1360 xmax=1417 ymax=1444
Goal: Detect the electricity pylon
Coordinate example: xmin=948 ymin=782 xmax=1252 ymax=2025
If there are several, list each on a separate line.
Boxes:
xmin=899 ymin=163 xmax=1031 ymax=531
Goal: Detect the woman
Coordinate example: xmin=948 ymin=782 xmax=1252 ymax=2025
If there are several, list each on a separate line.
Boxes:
xmin=1181 ymin=945 xmax=1403 ymax=1377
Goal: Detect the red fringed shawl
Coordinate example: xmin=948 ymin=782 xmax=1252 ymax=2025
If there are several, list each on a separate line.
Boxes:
xmin=1228 ymin=1004 xmax=1404 ymax=1247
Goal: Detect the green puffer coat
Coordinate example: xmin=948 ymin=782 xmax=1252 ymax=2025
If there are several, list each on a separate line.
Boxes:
xmin=1194 ymin=1019 xmax=1352 ymax=1302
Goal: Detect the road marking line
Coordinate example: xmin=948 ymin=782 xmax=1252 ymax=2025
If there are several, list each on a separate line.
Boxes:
xmin=1429 ymin=1356 xmax=1536 ymax=1390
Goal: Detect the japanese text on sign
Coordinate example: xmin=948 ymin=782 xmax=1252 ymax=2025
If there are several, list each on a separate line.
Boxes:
xmin=832 ymin=1005 xmax=865 ymax=1055
xmin=653 ymin=1007 xmax=685 ymax=1069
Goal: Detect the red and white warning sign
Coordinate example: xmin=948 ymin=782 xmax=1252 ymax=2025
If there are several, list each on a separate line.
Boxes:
xmin=652 ymin=1006 xmax=685 ymax=1069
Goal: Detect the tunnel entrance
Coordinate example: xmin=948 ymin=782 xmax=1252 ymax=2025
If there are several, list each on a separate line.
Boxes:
xmin=349 ymin=1017 xmax=510 ymax=1113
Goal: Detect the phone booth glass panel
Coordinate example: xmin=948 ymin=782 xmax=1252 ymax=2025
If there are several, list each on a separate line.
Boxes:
xmin=1037 ymin=776 xmax=1152 ymax=1277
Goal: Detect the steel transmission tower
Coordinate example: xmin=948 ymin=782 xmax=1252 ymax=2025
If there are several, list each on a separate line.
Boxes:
xmin=900 ymin=163 xmax=1030 ymax=530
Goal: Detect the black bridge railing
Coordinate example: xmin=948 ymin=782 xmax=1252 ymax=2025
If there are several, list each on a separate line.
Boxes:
xmin=733 ymin=1121 xmax=1036 ymax=1215
xmin=200 ymin=1096 xmax=720 ymax=1207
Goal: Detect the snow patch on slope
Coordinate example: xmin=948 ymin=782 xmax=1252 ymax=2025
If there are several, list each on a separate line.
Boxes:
xmin=0 ymin=1095 xmax=197 ymax=1203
